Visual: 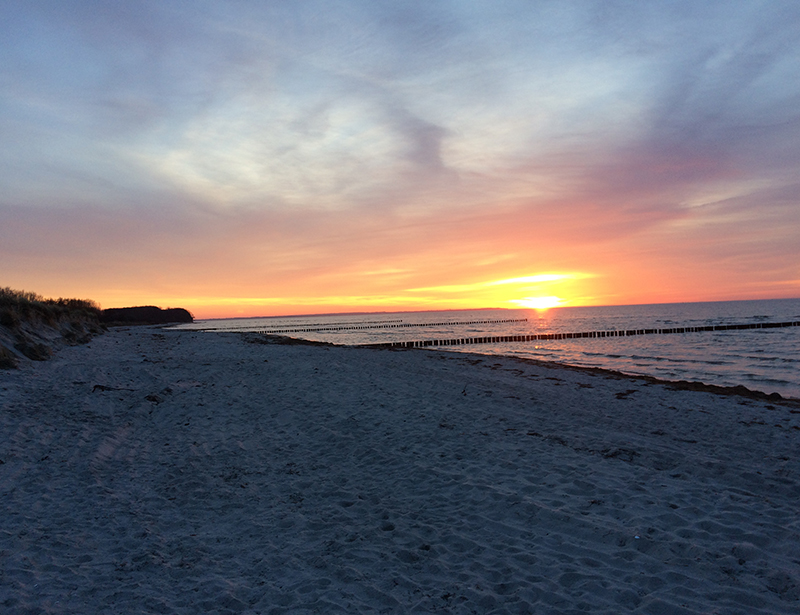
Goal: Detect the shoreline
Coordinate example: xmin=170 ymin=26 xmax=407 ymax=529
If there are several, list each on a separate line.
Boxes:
xmin=2 ymin=326 xmax=798 ymax=613
xmin=251 ymin=332 xmax=800 ymax=406
xmin=488 ymin=354 xmax=800 ymax=406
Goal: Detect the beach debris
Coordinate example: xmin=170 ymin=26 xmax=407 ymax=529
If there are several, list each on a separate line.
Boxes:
xmin=92 ymin=384 xmax=133 ymax=392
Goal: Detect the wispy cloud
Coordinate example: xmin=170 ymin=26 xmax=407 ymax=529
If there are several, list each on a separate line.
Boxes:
xmin=408 ymin=274 xmax=591 ymax=293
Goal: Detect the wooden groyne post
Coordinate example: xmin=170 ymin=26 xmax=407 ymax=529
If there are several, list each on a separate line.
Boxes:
xmin=362 ymin=320 xmax=800 ymax=349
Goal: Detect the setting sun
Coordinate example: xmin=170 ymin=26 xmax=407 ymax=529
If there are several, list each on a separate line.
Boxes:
xmin=511 ymin=296 xmax=564 ymax=310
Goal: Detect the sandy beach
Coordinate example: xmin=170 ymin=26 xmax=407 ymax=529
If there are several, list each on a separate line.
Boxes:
xmin=1 ymin=326 xmax=798 ymax=614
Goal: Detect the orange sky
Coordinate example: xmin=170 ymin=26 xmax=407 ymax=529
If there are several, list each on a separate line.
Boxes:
xmin=2 ymin=3 xmax=799 ymax=319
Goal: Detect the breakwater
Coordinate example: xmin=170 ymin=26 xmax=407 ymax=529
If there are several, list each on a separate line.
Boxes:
xmin=363 ymin=320 xmax=800 ymax=348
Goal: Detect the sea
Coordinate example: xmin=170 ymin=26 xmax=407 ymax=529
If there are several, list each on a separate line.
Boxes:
xmin=173 ymin=298 xmax=800 ymax=400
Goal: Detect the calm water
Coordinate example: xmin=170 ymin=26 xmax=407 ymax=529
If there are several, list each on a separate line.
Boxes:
xmin=174 ymin=298 xmax=800 ymax=399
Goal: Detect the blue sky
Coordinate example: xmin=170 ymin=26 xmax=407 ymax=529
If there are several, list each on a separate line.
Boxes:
xmin=2 ymin=1 xmax=799 ymax=316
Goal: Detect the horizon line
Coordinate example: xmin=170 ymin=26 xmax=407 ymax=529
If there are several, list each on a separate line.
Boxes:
xmin=189 ymin=296 xmax=800 ymax=322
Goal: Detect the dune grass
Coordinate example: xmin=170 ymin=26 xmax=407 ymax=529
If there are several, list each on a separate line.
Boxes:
xmin=0 ymin=287 xmax=103 ymax=367
xmin=0 ymin=287 xmax=100 ymax=329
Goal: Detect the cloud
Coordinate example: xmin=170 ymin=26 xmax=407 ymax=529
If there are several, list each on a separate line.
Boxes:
xmin=408 ymin=274 xmax=580 ymax=294
xmin=2 ymin=1 xmax=799 ymax=312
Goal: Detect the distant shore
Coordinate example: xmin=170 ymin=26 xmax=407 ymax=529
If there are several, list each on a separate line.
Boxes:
xmin=1 ymin=326 xmax=798 ymax=612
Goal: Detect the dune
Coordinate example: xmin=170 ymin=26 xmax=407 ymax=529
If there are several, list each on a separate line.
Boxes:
xmin=1 ymin=326 xmax=798 ymax=613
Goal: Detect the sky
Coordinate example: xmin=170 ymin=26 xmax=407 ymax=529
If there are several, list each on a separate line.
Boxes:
xmin=2 ymin=0 xmax=799 ymax=318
